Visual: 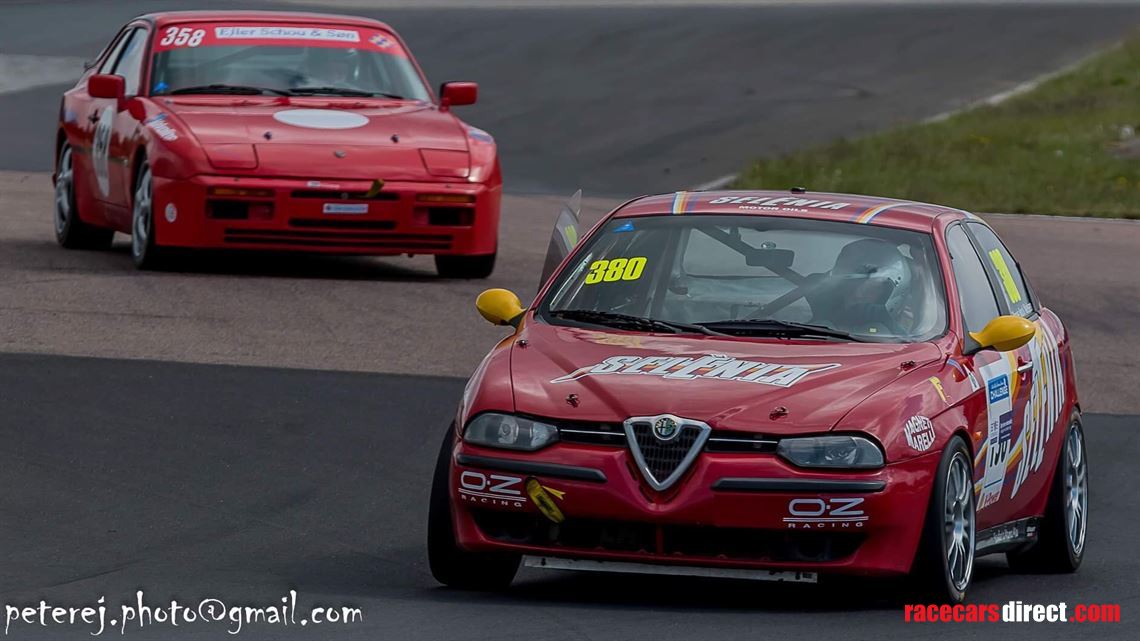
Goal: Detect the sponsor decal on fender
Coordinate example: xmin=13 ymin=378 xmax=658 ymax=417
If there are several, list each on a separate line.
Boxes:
xmin=550 ymin=354 xmax=840 ymax=388
xmin=783 ymin=497 xmax=867 ymax=529
xmin=144 ymin=113 xmax=178 ymax=142
xmin=904 ymin=415 xmax=935 ymax=452
xmin=974 ymin=321 xmax=1065 ymax=510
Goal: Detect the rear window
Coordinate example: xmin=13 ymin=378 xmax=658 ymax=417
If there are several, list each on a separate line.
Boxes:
xmin=148 ymin=22 xmax=431 ymax=101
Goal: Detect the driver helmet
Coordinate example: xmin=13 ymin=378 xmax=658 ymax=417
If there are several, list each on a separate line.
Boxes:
xmin=831 ymin=238 xmax=913 ymax=315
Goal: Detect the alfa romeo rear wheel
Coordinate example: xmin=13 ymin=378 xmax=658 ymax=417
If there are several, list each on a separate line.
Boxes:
xmin=1007 ymin=415 xmax=1086 ymax=573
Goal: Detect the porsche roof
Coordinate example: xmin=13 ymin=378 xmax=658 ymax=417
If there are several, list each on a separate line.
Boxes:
xmin=140 ymin=11 xmax=392 ymax=30
xmin=613 ymin=190 xmax=974 ymax=232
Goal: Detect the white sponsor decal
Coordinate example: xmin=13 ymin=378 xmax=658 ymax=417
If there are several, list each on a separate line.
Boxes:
xmin=974 ymin=321 xmax=1065 ymax=510
xmin=323 ymin=203 xmax=368 ymax=214
xmin=783 ymin=497 xmax=867 ymax=529
xmin=1012 ymin=322 xmax=1065 ymax=498
xmin=550 ymin=354 xmax=840 ymax=388
xmin=272 ymin=109 xmax=369 ymax=130
xmin=215 ymin=26 xmax=360 ymax=43
xmin=978 ymin=358 xmax=1014 ymax=510
xmin=458 ymin=470 xmax=525 ymax=509
xmin=164 ymin=203 xmax=177 ymax=223
xmin=91 ymin=106 xmax=114 ymax=197
xmin=144 ymin=113 xmax=178 ymax=142
xmin=904 ymin=415 xmax=935 ymax=452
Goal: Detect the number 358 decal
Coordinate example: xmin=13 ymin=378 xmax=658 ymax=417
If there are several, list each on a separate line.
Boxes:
xmin=160 ymin=27 xmax=206 ymax=48
xmin=584 ymin=256 xmax=647 ymax=284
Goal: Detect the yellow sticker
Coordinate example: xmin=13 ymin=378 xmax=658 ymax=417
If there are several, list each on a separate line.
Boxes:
xmin=564 ymin=225 xmax=578 ymax=247
xmin=526 ymin=478 xmax=565 ymax=524
xmin=584 ymin=256 xmax=647 ymax=284
xmin=929 ymin=376 xmax=948 ymax=403
xmin=987 ymin=249 xmax=1023 ymax=305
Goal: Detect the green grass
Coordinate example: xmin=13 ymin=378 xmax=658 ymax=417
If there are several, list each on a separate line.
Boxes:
xmin=733 ymin=38 xmax=1140 ymax=218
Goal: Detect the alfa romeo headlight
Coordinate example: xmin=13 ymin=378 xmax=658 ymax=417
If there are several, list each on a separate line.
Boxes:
xmin=463 ymin=413 xmax=559 ymax=451
xmin=777 ymin=435 xmax=884 ymax=469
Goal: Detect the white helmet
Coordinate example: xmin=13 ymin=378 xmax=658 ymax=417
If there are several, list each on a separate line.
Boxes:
xmin=832 ymin=238 xmax=913 ymax=315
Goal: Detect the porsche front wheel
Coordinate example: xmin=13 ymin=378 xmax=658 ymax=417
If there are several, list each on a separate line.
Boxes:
xmin=427 ymin=424 xmax=520 ymax=589
xmin=130 ymin=163 xmax=168 ymax=270
xmin=54 ymin=142 xmax=113 ymax=250
xmin=914 ymin=436 xmax=976 ymax=603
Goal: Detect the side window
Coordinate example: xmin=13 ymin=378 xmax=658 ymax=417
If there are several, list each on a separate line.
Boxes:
xmin=112 ymin=28 xmax=148 ymax=96
xmin=967 ymin=223 xmax=1035 ymax=318
xmin=946 ymin=225 xmax=1000 ymax=337
xmin=97 ymin=29 xmax=133 ymax=75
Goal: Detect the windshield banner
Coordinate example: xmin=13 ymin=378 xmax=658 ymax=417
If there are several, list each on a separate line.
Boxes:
xmin=152 ymin=23 xmax=407 ymax=57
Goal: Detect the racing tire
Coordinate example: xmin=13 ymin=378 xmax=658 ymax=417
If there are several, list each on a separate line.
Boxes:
xmin=1007 ymin=414 xmax=1087 ymax=574
xmin=54 ymin=142 xmax=114 ymax=250
xmin=427 ymin=423 xmax=520 ymax=589
xmin=435 ymin=253 xmax=496 ymax=279
xmin=130 ymin=163 xmax=169 ymax=270
xmin=912 ymin=436 xmax=976 ymax=603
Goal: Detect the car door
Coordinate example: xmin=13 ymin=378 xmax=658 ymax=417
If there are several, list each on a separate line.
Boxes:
xmin=965 ymin=222 xmax=1067 ymax=524
xmin=944 ymin=223 xmax=1012 ymax=530
xmin=102 ymin=25 xmax=150 ymax=216
xmin=72 ymin=28 xmax=132 ymax=221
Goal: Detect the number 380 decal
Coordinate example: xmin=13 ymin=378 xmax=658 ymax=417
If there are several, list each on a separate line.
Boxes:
xmin=584 ymin=257 xmax=647 ymax=284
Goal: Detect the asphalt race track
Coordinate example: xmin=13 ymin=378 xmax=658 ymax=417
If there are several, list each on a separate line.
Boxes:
xmin=0 ymin=353 xmax=1135 ymax=640
xmin=2 ymin=1 xmax=1140 ymax=639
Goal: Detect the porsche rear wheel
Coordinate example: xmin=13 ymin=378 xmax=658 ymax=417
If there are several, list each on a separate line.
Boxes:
xmin=130 ymin=163 xmax=168 ymax=270
xmin=427 ymin=423 xmax=520 ymax=589
xmin=1007 ymin=414 xmax=1087 ymax=573
xmin=913 ymin=436 xmax=975 ymax=603
xmin=54 ymin=142 xmax=113 ymax=250
xmin=435 ymin=253 xmax=496 ymax=279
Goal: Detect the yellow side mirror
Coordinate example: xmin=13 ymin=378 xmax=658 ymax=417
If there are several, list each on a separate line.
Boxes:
xmin=969 ymin=315 xmax=1036 ymax=352
xmin=476 ymin=288 xmax=525 ymax=327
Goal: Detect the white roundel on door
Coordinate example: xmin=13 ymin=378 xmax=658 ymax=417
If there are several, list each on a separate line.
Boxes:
xmin=92 ymin=106 xmax=115 ymax=197
xmin=272 ymin=109 xmax=369 ymax=130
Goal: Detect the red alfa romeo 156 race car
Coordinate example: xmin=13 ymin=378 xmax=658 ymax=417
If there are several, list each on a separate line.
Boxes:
xmin=52 ymin=11 xmax=500 ymax=277
xmin=428 ymin=190 xmax=1088 ymax=602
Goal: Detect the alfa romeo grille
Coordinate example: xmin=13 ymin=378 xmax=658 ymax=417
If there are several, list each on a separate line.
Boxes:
xmin=623 ymin=415 xmax=712 ymax=491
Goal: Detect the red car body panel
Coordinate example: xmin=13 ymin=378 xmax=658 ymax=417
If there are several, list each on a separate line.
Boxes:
xmin=447 ymin=190 xmax=1079 ymax=577
xmin=54 ymin=11 xmax=500 ymax=257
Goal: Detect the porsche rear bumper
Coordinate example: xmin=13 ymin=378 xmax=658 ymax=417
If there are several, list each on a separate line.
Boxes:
xmin=151 ymin=175 xmax=500 ymax=256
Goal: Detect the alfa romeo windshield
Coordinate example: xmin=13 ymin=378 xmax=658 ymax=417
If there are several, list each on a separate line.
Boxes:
xmin=540 ymin=214 xmax=948 ymax=342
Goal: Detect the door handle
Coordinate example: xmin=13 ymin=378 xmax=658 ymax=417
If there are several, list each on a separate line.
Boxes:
xmin=1016 ymin=360 xmax=1034 ymax=374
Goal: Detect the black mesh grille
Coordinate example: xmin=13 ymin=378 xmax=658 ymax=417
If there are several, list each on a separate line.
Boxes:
xmin=631 ymin=423 xmax=702 ymax=484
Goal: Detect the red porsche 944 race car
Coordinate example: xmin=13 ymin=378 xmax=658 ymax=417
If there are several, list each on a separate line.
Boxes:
xmin=53 ymin=11 xmax=500 ymax=277
xmin=429 ymin=190 xmax=1087 ymax=602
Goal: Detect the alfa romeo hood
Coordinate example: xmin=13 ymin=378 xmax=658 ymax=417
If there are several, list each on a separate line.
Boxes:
xmin=510 ymin=323 xmax=943 ymax=435
xmin=158 ymin=98 xmax=468 ymax=180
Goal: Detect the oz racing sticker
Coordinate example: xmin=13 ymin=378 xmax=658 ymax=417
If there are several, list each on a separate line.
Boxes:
xmin=457 ymin=470 xmax=525 ymax=509
xmin=551 ymin=354 xmax=839 ymax=388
